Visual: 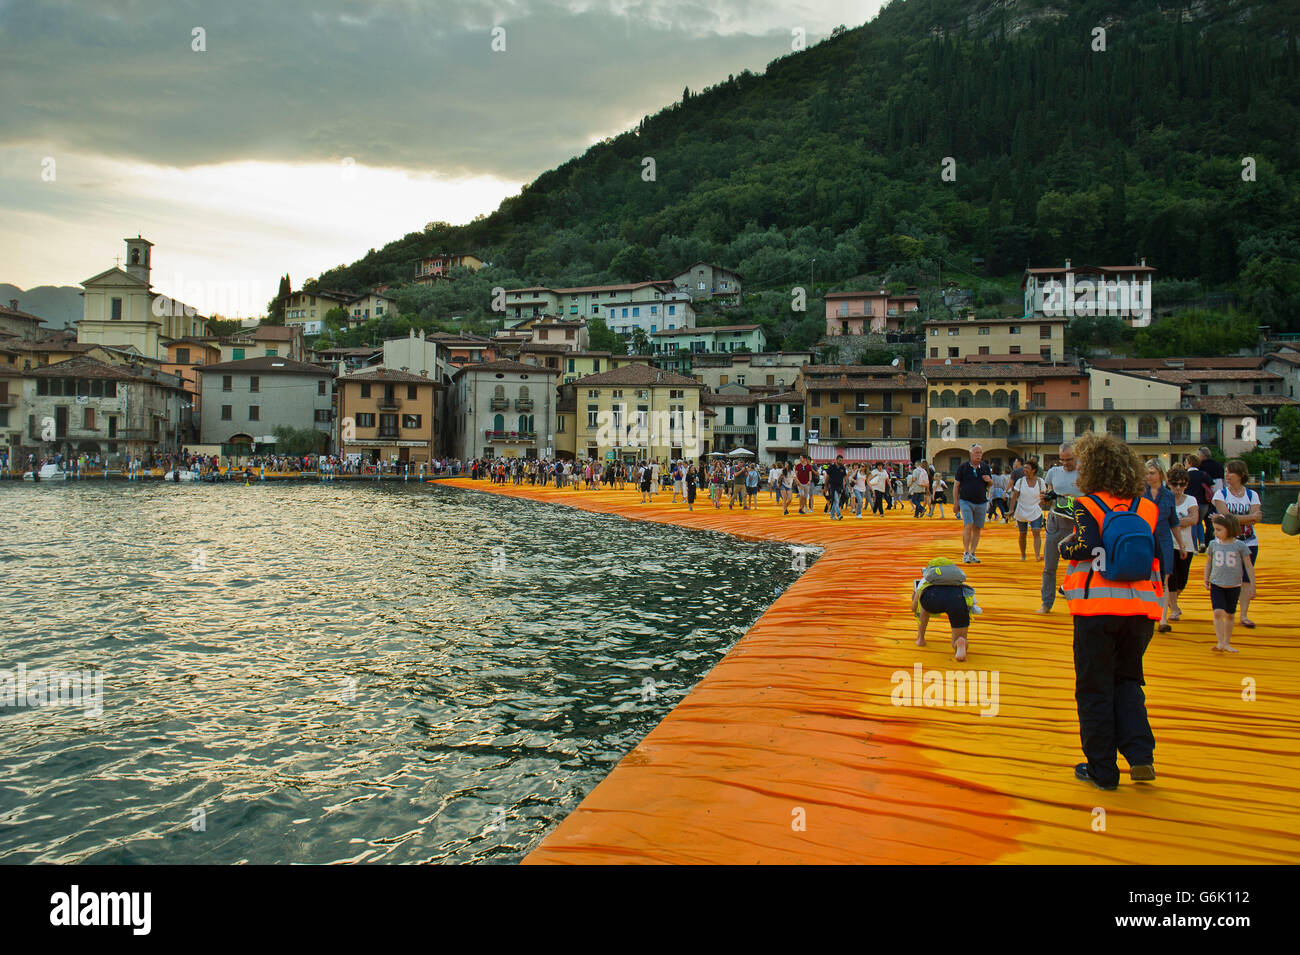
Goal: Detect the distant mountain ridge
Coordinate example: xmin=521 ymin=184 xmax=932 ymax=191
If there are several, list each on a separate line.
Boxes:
xmin=0 ymin=284 xmax=81 ymax=329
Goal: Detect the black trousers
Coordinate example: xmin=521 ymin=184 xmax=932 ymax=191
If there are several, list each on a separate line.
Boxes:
xmin=1073 ymin=614 xmax=1156 ymax=787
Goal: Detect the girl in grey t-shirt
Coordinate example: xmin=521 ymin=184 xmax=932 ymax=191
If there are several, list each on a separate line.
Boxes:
xmin=1204 ymin=514 xmax=1252 ymax=653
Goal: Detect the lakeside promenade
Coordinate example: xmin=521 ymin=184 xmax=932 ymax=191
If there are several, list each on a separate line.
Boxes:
xmin=440 ymin=477 xmax=1299 ymax=864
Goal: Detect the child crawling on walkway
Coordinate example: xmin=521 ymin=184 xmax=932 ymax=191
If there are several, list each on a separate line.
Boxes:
xmin=911 ymin=557 xmax=982 ymax=662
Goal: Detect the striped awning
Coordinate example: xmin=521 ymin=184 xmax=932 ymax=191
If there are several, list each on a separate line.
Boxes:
xmin=809 ymin=444 xmax=912 ymax=463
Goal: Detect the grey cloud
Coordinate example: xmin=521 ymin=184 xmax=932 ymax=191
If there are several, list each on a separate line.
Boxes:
xmin=2 ymin=0 xmax=795 ymax=180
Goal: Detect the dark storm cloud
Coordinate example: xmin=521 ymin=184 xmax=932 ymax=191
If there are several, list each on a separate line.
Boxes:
xmin=1 ymin=0 xmax=794 ymax=179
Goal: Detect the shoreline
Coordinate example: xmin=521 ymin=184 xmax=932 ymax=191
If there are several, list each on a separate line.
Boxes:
xmin=437 ymin=477 xmax=1300 ymax=865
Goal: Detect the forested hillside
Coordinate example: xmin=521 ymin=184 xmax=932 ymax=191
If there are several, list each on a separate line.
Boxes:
xmin=312 ymin=0 xmax=1300 ymax=347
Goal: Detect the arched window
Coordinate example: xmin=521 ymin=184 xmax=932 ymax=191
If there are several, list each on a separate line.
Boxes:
xmin=974 ymin=419 xmax=992 ymax=438
xmin=993 ymin=419 xmax=1009 ymax=438
xmin=958 ymin=389 xmax=973 ymax=408
xmin=1107 ymin=416 xmax=1127 ymax=440
xmin=527 ymin=415 xmax=535 ymax=432
xmin=992 ymin=389 xmax=1009 ymax=407
xmin=974 ymin=389 xmax=993 ymax=407
xmin=940 ymin=390 xmax=957 ymax=408
xmin=1171 ymin=416 xmax=1191 ymax=442
xmin=493 ymin=413 xmax=504 ymax=432
xmin=930 ymin=391 xmax=940 ymax=406
xmin=1009 ymin=390 xmax=1020 ymax=411
xmin=929 ymin=419 xmax=940 ymax=438
xmin=1138 ymin=416 xmax=1159 ymax=439
xmin=958 ymin=419 xmax=972 ymax=438
xmin=1044 ymin=416 xmax=1064 ymax=443
xmin=1074 ymin=416 xmax=1095 ymax=437
xmin=519 ymin=385 xmax=530 ymax=399
xmin=517 ymin=414 xmax=528 ymax=432
xmin=493 ymin=384 xmax=505 ymax=397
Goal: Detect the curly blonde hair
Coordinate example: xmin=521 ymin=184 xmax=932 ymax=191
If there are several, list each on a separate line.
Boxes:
xmin=1075 ymin=432 xmax=1145 ymax=498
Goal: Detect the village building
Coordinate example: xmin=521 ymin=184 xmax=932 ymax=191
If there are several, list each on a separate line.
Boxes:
xmin=670 ymin=262 xmax=743 ymax=305
xmin=924 ymin=315 xmax=1067 ymax=363
xmin=336 ymin=367 xmax=440 ymax=466
xmin=76 ymin=237 xmax=209 ymax=361
xmin=823 ymin=290 xmax=922 ymax=336
xmin=284 ymin=289 xmax=351 ymax=335
xmin=803 ymin=365 xmax=926 ymax=465
xmin=560 ymin=364 xmax=706 ymax=463
xmin=25 ymin=355 xmax=187 ymax=463
xmin=414 ymin=253 xmax=485 ymax=285
xmin=447 ymin=359 xmax=560 ymax=461
xmin=1022 ymin=258 xmax=1157 ymax=328
xmin=197 ymin=356 xmax=334 ymax=457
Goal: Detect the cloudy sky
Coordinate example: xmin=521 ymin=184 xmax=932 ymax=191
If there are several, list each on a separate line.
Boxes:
xmin=1 ymin=0 xmax=881 ymax=316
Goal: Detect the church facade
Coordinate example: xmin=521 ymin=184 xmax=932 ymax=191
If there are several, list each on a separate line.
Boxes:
xmin=77 ymin=237 xmax=208 ymax=361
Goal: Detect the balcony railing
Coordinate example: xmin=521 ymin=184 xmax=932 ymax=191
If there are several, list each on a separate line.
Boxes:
xmin=485 ymin=430 xmax=537 ymax=442
xmin=377 ymin=429 xmax=400 ymax=439
xmin=377 ymin=397 xmax=401 ymax=411
xmin=1007 ymin=430 xmax=1206 ymax=445
xmin=515 ymin=398 xmax=534 ymax=411
xmin=489 ymin=397 xmax=510 ymax=411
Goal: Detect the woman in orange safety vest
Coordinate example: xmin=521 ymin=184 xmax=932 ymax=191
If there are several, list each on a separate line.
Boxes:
xmin=1059 ymin=432 xmax=1163 ymax=791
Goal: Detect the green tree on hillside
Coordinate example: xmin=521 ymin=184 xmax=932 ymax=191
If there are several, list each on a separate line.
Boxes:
xmin=587 ymin=317 xmax=620 ymax=353
xmin=1270 ymin=405 xmax=1300 ymax=464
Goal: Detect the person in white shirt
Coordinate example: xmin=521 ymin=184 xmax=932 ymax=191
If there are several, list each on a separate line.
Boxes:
xmin=1008 ymin=458 xmax=1045 ymax=560
xmin=851 ymin=465 xmax=869 ymax=517
xmin=649 ymin=459 xmax=661 ymax=497
xmin=868 ymin=465 xmax=888 ymax=516
xmin=1212 ymin=458 xmax=1262 ymax=628
xmin=1166 ymin=463 xmax=1199 ymax=623
xmin=909 ymin=461 xmax=930 ymax=518
xmin=930 ymin=474 xmax=949 ymax=519
xmin=769 ymin=464 xmax=782 ymax=502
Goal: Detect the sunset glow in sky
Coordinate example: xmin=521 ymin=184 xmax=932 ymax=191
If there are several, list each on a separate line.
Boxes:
xmin=2 ymin=0 xmax=882 ymax=316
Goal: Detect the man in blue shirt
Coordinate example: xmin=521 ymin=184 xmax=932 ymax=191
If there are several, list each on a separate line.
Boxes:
xmin=955 ymin=444 xmax=993 ymax=563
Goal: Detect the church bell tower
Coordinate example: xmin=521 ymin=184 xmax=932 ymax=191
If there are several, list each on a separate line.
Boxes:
xmin=124 ymin=236 xmax=153 ymax=286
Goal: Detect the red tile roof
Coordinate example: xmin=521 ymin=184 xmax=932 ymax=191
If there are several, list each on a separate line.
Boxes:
xmin=200 ymin=356 xmax=331 ymax=376
xmin=570 ymin=365 xmax=703 ymax=387
xmin=453 ymin=359 xmax=559 ymax=378
xmin=341 ymin=367 xmax=439 ymax=385
xmin=922 ymin=362 xmax=1084 ymax=380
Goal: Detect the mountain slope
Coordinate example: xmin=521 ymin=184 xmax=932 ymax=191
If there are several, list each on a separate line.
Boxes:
xmin=315 ymin=0 xmax=1300 ymax=333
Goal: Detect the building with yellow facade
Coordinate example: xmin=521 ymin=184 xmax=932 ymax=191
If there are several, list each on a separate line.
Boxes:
xmin=561 ymin=364 xmax=706 ymax=462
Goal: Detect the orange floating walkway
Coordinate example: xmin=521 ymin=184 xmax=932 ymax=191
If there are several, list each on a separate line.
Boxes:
xmin=440 ymin=478 xmax=1300 ymax=864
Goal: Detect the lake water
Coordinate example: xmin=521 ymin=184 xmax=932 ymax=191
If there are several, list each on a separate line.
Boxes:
xmin=1253 ymin=483 xmax=1297 ymax=523
xmin=0 ymin=481 xmax=804 ymax=864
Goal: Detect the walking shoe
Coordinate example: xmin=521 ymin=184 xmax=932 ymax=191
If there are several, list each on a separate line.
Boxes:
xmin=1129 ymin=764 xmax=1156 ymax=782
xmin=968 ymin=555 xmax=981 ymax=564
xmin=961 ymin=553 xmax=971 ymax=563
xmin=1075 ymin=763 xmax=1118 ymax=791
xmin=1058 ymin=585 xmax=1066 ymax=597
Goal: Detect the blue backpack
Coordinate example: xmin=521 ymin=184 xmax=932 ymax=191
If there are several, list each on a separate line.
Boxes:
xmin=1086 ymin=494 xmax=1155 ymax=582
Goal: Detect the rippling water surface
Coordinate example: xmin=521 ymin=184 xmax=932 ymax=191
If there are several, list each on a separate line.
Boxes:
xmin=0 ymin=481 xmax=803 ymax=864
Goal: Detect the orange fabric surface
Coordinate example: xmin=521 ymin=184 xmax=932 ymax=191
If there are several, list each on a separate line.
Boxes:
xmin=439 ymin=478 xmax=1300 ymax=864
